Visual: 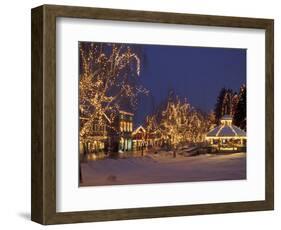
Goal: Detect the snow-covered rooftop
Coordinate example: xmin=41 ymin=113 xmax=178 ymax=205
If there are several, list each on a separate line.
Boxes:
xmin=206 ymin=115 xmax=246 ymax=138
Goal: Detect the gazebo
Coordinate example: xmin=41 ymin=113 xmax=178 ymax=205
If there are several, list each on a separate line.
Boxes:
xmin=205 ymin=115 xmax=246 ymax=152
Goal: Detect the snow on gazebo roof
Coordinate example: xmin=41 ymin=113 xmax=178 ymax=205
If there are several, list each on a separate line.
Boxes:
xmin=220 ymin=114 xmax=233 ymax=121
xmin=206 ymin=115 xmax=246 ymax=138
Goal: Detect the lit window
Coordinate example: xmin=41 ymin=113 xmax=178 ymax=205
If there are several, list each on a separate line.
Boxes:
xmin=120 ymin=137 xmax=124 ymax=150
xmin=128 ymin=139 xmax=132 ymax=150
xmin=120 ymin=122 xmax=123 ymax=132
xmin=125 ymin=139 xmax=128 ymax=150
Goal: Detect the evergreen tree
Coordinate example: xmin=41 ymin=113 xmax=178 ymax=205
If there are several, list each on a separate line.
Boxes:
xmin=221 ymin=89 xmax=233 ymax=115
xmin=214 ymin=88 xmax=227 ymax=124
xmin=233 ymin=85 xmax=246 ymax=130
xmin=231 ymin=92 xmax=239 ymax=117
xmin=207 ymin=110 xmax=216 ymax=128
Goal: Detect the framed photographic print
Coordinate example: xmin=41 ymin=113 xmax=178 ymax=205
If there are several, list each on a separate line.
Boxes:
xmin=31 ymin=4 xmax=274 ymax=224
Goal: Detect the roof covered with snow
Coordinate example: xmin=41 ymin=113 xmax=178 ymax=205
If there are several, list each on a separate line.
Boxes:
xmin=206 ymin=124 xmax=246 ymax=137
xmin=206 ymin=116 xmax=246 ymax=138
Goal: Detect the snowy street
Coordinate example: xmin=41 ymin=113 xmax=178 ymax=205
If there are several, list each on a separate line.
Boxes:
xmin=80 ymin=152 xmax=246 ymax=186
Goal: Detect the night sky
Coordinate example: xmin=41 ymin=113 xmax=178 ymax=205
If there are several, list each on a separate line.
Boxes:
xmin=81 ymin=42 xmax=246 ymax=126
xmin=133 ymin=44 xmax=246 ymax=126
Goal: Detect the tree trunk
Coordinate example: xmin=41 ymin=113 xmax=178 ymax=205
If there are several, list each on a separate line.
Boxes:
xmin=173 ymin=149 xmax=177 ymax=158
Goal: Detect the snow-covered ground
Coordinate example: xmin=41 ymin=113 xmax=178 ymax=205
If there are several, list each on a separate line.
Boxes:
xmin=80 ymin=152 xmax=246 ymax=186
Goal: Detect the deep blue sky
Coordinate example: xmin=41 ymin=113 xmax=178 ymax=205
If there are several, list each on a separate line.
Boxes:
xmin=81 ymin=42 xmax=246 ymax=126
xmin=132 ymin=44 xmax=246 ymax=126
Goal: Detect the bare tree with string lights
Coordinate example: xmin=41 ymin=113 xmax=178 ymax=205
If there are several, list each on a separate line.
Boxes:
xmin=145 ymin=92 xmax=211 ymax=157
xmin=79 ymin=42 xmax=148 ymax=144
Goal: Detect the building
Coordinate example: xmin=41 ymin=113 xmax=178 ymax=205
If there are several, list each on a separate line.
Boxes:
xmin=146 ymin=130 xmax=162 ymax=149
xmin=132 ymin=125 xmax=164 ymax=151
xmin=132 ymin=126 xmax=147 ymax=151
xmin=117 ymin=110 xmax=133 ymax=152
xmin=205 ymin=115 xmax=246 ymax=152
xmin=80 ymin=110 xmax=134 ymax=155
xmin=79 ymin=113 xmax=111 ymax=154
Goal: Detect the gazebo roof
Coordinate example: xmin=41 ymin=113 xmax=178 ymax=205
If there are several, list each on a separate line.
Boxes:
xmin=206 ymin=116 xmax=246 ymax=138
xmin=220 ymin=114 xmax=233 ymax=121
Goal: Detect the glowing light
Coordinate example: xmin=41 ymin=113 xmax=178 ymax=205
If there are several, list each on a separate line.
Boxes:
xmin=79 ymin=42 xmax=147 ymax=145
xmin=144 ymin=95 xmax=211 ymax=148
xmin=220 ymin=147 xmax=238 ymax=151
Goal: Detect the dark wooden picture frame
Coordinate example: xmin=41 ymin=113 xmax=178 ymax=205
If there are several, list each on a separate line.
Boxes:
xmin=31 ymin=4 xmax=274 ymax=225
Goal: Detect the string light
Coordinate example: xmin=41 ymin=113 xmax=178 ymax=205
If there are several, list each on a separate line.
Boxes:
xmin=145 ymin=95 xmax=212 ymax=148
xmin=79 ymin=42 xmax=148 ymax=144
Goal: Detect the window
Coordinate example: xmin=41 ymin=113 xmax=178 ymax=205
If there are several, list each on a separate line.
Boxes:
xmin=120 ymin=137 xmax=124 ymax=150
xmin=120 ymin=122 xmax=123 ymax=132
xmin=128 ymin=139 xmax=132 ymax=150
xmin=125 ymin=139 xmax=128 ymax=150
